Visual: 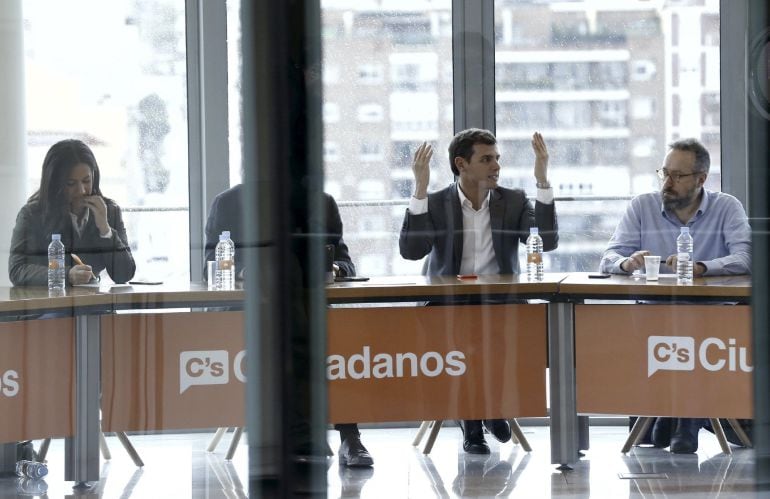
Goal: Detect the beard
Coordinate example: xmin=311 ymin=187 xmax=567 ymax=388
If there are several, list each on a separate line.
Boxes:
xmin=662 ymin=186 xmax=700 ymax=211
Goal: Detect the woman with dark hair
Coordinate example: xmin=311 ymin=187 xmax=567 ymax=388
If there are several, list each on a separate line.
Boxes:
xmin=9 ymin=139 xmax=135 ymax=285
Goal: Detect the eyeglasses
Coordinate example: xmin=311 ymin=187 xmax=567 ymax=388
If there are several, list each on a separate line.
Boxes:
xmin=656 ymin=168 xmax=702 ymax=183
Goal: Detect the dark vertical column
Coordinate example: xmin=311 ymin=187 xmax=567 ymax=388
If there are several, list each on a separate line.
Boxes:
xmin=241 ymin=1 xmax=326 ymax=496
xmin=452 ymin=0 xmax=495 ymax=133
xmin=747 ymin=0 xmax=770 ymax=490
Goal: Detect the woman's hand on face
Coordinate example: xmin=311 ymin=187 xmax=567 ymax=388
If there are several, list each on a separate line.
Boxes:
xmin=69 ymin=264 xmax=94 ymax=285
xmin=82 ymin=196 xmax=109 ymax=235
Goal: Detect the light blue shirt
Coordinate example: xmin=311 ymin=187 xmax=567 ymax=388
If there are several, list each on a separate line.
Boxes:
xmin=600 ymin=189 xmax=751 ymax=276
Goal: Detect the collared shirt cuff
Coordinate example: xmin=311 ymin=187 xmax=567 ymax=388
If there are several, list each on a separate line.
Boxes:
xmin=409 ymin=196 xmax=428 ymax=215
xmin=615 ymin=258 xmax=630 ymax=274
xmin=536 ymin=187 xmax=554 ymax=204
xmin=99 ymin=228 xmax=113 ymax=239
xmin=700 ymin=260 xmax=717 ymax=276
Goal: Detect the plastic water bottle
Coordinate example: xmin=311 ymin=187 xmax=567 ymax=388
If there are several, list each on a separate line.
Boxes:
xmin=215 ymin=232 xmax=235 ymax=290
xmin=220 ymin=230 xmax=235 ymax=287
xmin=526 ymin=227 xmax=544 ymax=281
xmin=223 ymin=230 xmax=234 ymax=250
xmin=47 ymin=234 xmax=66 ymax=292
xmin=15 ymin=460 xmax=48 ymax=479
xmin=676 ymin=226 xmax=694 ymax=284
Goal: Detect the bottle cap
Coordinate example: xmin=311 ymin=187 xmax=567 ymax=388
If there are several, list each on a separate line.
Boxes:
xmin=529 ymin=227 xmax=539 ymax=235
xmin=219 ymin=234 xmax=227 ymax=241
xmin=222 ymin=230 xmax=231 ymax=238
xmin=52 ymin=234 xmax=61 ymax=240
xmin=680 ymin=226 xmax=690 ymax=233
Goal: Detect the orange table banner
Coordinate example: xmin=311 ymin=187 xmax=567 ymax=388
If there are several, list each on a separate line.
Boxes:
xmin=0 ymin=318 xmax=74 ymax=443
xmin=101 ymin=312 xmax=246 ymax=432
xmin=327 ymin=304 xmax=547 ymax=423
xmin=576 ymin=304 xmax=752 ymax=418
xmin=101 ymin=304 xmax=547 ymax=431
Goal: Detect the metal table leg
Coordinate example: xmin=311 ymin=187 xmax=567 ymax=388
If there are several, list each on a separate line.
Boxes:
xmin=548 ymin=302 xmax=579 ymax=469
xmin=65 ymin=314 xmax=100 ymax=485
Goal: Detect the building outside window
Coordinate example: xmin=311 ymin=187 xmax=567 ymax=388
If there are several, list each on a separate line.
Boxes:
xmin=319 ymin=0 xmax=719 ymax=277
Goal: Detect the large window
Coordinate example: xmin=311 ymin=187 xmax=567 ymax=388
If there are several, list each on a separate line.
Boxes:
xmin=23 ymin=0 xmax=189 ymax=282
xmin=321 ymin=1 xmax=721 ymax=277
xmin=495 ymin=0 xmax=721 ymax=271
xmin=321 ymin=0 xmax=453 ymax=276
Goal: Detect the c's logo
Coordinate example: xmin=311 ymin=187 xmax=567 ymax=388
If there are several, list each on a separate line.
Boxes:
xmin=647 ymin=336 xmax=753 ymax=377
xmin=179 ymin=351 xmax=229 ymax=393
xmin=647 ymin=336 xmax=694 ymax=377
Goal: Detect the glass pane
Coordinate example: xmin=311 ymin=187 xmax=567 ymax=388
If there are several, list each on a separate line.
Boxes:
xmin=321 ymin=0 xmax=453 ymax=277
xmin=495 ymin=0 xmax=720 ymax=272
xmin=23 ymin=0 xmax=189 ymax=282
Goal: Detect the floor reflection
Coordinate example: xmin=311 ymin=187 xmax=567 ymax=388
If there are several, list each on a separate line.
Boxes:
xmin=205 ymin=454 xmax=247 ymax=499
xmin=0 ymin=427 xmax=760 ymax=498
xmin=336 ymin=463 xmax=374 ymax=498
xmin=417 ymin=455 xmax=451 ymax=498
xmin=0 ymin=476 xmax=49 ymax=497
xmin=622 ymin=447 xmax=755 ymax=498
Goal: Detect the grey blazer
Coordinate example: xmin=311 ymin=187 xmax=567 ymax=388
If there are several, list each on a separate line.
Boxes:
xmin=9 ymin=199 xmax=136 ymax=286
xmin=399 ymin=183 xmax=558 ymax=276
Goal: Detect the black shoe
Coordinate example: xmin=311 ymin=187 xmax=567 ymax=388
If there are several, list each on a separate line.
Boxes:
xmin=651 ymin=418 xmax=673 ymax=448
xmin=670 ymin=418 xmax=703 ymax=454
xmin=459 ymin=420 xmax=490 ymax=455
xmin=482 ymin=419 xmax=511 ymax=443
xmin=338 ymin=435 xmax=373 ymax=467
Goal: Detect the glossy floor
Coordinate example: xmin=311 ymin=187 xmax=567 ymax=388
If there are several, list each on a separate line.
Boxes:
xmin=0 ymin=425 xmax=757 ymax=498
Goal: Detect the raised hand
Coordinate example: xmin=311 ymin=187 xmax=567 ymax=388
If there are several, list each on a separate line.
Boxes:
xmin=412 ymin=142 xmax=433 ymax=199
xmin=531 ymin=132 xmax=549 ymax=185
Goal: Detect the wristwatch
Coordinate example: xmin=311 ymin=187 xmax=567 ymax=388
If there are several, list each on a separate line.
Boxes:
xmin=536 ymin=181 xmax=551 ymax=189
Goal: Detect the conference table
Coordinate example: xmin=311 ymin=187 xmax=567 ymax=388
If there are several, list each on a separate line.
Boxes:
xmin=0 ymin=283 xmax=243 ymax=484
xmin=0 ymin=273 xmax=752 ymax=483
xmin=558 ymin=273 xmax=752 ymax=453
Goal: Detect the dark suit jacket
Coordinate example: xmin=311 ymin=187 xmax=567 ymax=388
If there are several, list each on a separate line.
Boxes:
xmin=204 ymin=184 xmax=355 ymax=278
xmin=399 ymin=183 xmax=558 ymax=276
xmin=9 ymin=199 xmax=136 ymax=285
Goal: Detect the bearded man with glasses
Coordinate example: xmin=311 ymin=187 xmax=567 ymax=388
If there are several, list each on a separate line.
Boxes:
xmin=600 ymin=138 xmax=751 ymax=454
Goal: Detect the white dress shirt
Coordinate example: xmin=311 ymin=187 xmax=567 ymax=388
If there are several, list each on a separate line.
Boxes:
xmin=456 ymin=188 xmax=498 ymax=275
xmin=409 ymin=184 xmax=554 ymax=275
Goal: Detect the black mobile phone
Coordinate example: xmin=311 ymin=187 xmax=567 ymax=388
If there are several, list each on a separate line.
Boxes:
xmin=588 ymin=273 xmax=611 ymax=279
xmin=334 ymin=276 xmax=370 ymax=282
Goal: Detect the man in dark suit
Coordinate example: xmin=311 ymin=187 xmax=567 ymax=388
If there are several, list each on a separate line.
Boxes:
xmin=399 ymin=128 xmax=558 ymax=454
xmin=204 ymin=185 xmax=373 ymax=467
